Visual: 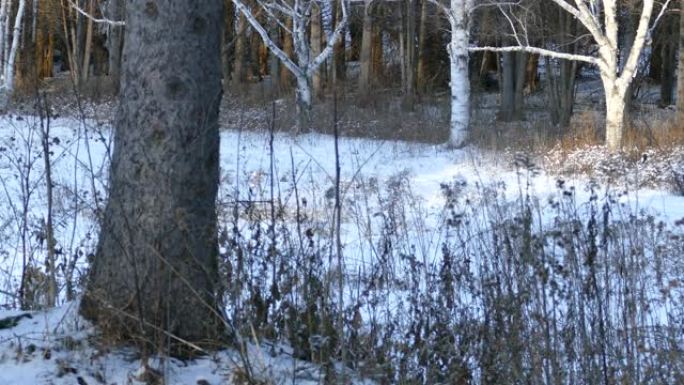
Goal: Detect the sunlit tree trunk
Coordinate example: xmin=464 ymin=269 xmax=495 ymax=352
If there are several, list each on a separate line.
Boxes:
xmin=431 ymin=0 xmax=472 ymax=146
xmin=4 ymin=0 xmax=27 ymax=93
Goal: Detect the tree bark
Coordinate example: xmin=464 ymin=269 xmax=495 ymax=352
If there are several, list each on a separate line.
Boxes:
xmin=677 ymin=0 xmax=684 ymax=115
xmin=446 ymin=0 xmax=472 ymax=147
xmin=80 ymin=0 xmax=225 ymax=356
xmin=545 ymin=9 xmax=577 ymax=129
xmin=358 ymin=0 xmax=373 ymax=97
xmin=403 ymin=0 xmax=416 ymax=108
xmin=232 ymin=11 xmax=247 ymax=88
xmin=81 ymin=0 xmax=94 ymax=82
xmin=280 ymin=16 xmax=294 ymax=90
xmin=106 ymin=0 xmax=124 ymax=84
xmin=499 ymin=51 xmax=526 ymax=121
xmin=371 ymin=15 xmax=383 ymax=85
xmin=605 ymin=85 xmax=627 ymax=150
xmin=416 ymin=0 xmax=429 ymax=92
xmin=332 ymin=0 xmax=345 ymax=83
xmin=4 ymin=0 xmax=26 ymax=93
xmin=222 ymin=0 xmax=235 ymax=85
xmin=660 ymin=16 xmax=676 ymax=106
xmin=311 ymin=3 xmax=322 ymax=97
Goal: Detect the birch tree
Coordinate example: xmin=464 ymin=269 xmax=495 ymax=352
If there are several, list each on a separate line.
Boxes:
xmin=0 ymin=0 xmax=27 ymax=97
xmin=232 ymin=0 xmax=348 ymax=118
xmin=431 ymin=0 xmax=473 ymax=147
xmin=472 ymin=0 xmax=672 ymax=150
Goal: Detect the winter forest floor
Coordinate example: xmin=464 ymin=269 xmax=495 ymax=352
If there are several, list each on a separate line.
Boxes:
xmin=0 ymin=77 xmax=683 ymax=384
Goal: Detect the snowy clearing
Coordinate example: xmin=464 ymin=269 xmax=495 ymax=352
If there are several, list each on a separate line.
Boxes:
xmin=0 ymin=115 xmax=683 ymax=383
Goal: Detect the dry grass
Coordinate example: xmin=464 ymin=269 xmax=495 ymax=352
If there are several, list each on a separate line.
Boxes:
xmin=222 ymin=82 xmax=450 ymax=143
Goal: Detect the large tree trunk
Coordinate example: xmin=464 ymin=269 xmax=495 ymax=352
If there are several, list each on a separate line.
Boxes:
xmin=80 ymin=0 xmax=225 ymax=356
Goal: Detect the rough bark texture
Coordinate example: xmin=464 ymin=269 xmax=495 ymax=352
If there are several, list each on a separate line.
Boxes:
xmin=80 ymin=0 xmax=225 ymax=356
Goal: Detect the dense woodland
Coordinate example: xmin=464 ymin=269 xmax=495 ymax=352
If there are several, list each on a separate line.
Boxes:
xmin=0 ymin=1 xmax=683 ymax=384
xmin=0 ymin=0 xmax=682 ymax=146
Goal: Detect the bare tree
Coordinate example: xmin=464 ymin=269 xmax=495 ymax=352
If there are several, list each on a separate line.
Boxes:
xmin=472 ymin=0 xmax=672 ymax=150
xmin=232 ymin=0 xmax=348 ymax=118
xmin=80 ymin=0 xmax=225 ymax=355
xmin=0 ymin=0 xmax=27 ymax=96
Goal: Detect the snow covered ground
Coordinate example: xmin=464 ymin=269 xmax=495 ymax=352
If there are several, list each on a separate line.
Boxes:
xmin=0 ymin=114 xmax=683 ymax=383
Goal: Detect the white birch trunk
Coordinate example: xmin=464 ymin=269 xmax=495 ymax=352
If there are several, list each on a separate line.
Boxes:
xmin=5 ymin=0 xmax=27 ymax=93
xmin=604 ymin=83 xmax=627 ymax=150
xmin=446 ymin=0 xmax=471 ymax=147
xmin=474 ymin=0 xmax=667 ymax=151
xmin=3 ymin=0 xmax=10 ymax=80
xmin=295 ymin=73 xmax=312 ymax=113
xmin=0 ymin=0 xmax=9 ymax=81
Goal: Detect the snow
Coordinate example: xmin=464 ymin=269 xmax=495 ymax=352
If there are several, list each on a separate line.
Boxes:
xmin=0 ymin=113 xmax=683 ymax=383
xmin=0 ymin=302 xmax=376 ymax=384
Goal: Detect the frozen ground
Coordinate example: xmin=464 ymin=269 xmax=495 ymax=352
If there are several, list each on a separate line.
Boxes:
xmin=0 ymin=114 xmax=683 ymax=383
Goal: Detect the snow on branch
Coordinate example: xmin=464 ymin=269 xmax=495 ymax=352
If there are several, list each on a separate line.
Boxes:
xmin=67 ymin=0 xmax=125 ymax=27
xmin=469 ymin=45 xmax=599 ymax=65
xmin=232 ymin=0 xmax=302 ymax=76
xmin=308 ymin=0 xmax=348 ymax=76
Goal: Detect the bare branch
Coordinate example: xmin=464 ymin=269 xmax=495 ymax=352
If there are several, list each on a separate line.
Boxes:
xmin=67 ymin=0 xmax=125 ymax=27
xmin=308 ymin=0 xmax=349 ymax=75
xmin=470 ymin=45 xmax=599 ymax=65
xmin=232 ymin=0 xmax=303 ymax=77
